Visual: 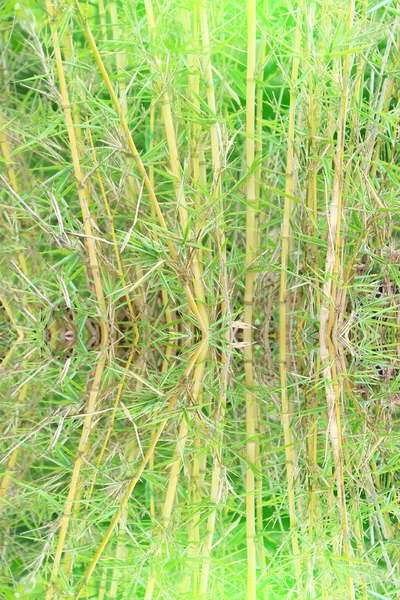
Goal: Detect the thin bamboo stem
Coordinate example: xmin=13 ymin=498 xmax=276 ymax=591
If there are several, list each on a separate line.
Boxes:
xmin=73 ymin=0 xmax=208 ymax=337
xmin=254 ymin=2 xmax=268 ymax=588
xmin=45 ymin=1 xmax=107 ymax=341
xmin=244 ymin=0 xmax=257 ymax=596
xmin=42 ymin=8 xmax=112 ymax=593
xmin=319 ymin=1 xmax=355 ymax=598
xmin=143 ymin=0 xmax=209 ymax=333
xmin=279 ymin=3 xmax=302 ymax=592
xmin=0 ymin=114 xmax=30 ymax=510
xmin=196 ymin=3 xmax=231 ymax=594
xmin=0 ymin=112 xmax=28 ymax=276
xmin=86 ymin=348 xmax=136 ymax=503
xmin=76 ymin=339 xmax=207 ymax=595
xmin=45 ymin=356 xmax=106 ymax=599
xmin=144 ymin=345 xmax=208 ymax=599
xmin=86 ymin=125 xmax=138 ymax=338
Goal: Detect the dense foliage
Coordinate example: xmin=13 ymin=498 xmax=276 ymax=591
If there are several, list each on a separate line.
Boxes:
xmin=0 ymin=0 xmax=399 ymax=598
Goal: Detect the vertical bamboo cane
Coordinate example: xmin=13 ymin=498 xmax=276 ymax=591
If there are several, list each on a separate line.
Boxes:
xmin=76 ymin=337 xmax=208 ymax=595
xmin=279 ymin=3 xmax=302 ymax=592
xmin=140 ymin=5 xmax=210 ymax=596
xmin=0 ymin=114 xmax=30 ymax=516
xmin=319 ymin=1 xmax=355 ymax=598
xmin=255 ymin=2 xmax=268 ymax=590
xmin=143 ymin=0 xmax=209 ymax=332
xmin=244 ymin=1 xmax=257 ymax=598
xmin=73 ymin=0 xmax=207 ymax=336
xmin=44 ymin=2 xmax=107 ymax=332
xmin=44 ymin=3 xmax=109 ymax=596
xmin=144 ymin=347 xmax=208 ymax=599
xmin=45 ymin=356 xmax=106 ymax=599
xmin=197 ymin=2 xmax=231 ymax=595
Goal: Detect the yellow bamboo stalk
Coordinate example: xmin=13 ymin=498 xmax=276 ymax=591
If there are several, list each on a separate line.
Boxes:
xmin=109 ymin=367 xmax=146 ymax=598
xmin=86 ymin=348 xmax=136 ymax=503
xmin=179 ymin=10 xmax=209 ymax=595
xmin=145 ymin=98 xmax=176 ymax=528
xmin=108 ymin=0 xmax=148 ymax=322
xmin=139 ymin=8 xmax=211 ymax=594
xmin=198 ymin=0 xmax=236 ymax=598
xmin=45 ymin=356 xmax=106 ymax=599
xmin=143 ymin=0 xmax=209 ymax=332
xmin=43 ymin=4 xmax=111 ymax=595
xmin=144 ymin=347 xmax=208 ymax=599
xmin=244 ymin=1 xmax=257 ymax=597
xmin=319 ymin=1 xmax=355 ymax=597
xmin=45 ymin=1 xmax=107 ymax=338
xmin=56 ymin=91 xmax=139 ymax=581
xmin=254 ymin=2 xmax=268 ymax=587
xmin=0 ymin=112 xmax=28 ymax=276
xmin=0 ymin=296 xmax=24 ymax=342
xmin=0 ymin=448 xmax=18 ymax=512
xmin=0 ymin=114 xmax=30 ymax=508
xmin=76 ymin=337 xmax=208 ymax=595
xmin=73 ymin=0 xmax=208 ymax=337
xmin=86 ymin=126 xmax=139 ymax=339
xmin=279 ymin=3 xmax=302 ymax=592
xmin=196 ymin=4 xmax=232 ymax=595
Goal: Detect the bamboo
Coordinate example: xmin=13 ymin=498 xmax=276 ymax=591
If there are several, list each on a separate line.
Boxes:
xmin=108 ymin=0 xmax=148 ymax=323
xmin=144 ymin=345 xmax=208 ymax=599
xmin=140 ymin=5 xmax=210 ymax=596
xmin=244 ymin=0 xmax=257 ymax=597
xmin=73 ymin=0 xmax=208 ymax=337
xmin=0 ymin=114 xmax=29 ymax=511
xmin=76 ymin=337 xmax=208 ymax=595
xmin=44 ymin=1 xmax=107 ymax=339
xmin=45 ymin=356 xmax=106 ymax=599
xmin=182 ymin=10 xmax=205 ymax=593
xmin=109 ymin=367 xmax=146 ymax=599
xmin=86 ymin=348 xmax=136 ymax=503
xmin=195 ymin=5 xmax=232 ymax=596
xmin=254 ymin=2 xmax=268 ymax=588
xmin=279 ymin=2 xmax=302 ymax=592
xmin=0 ymin=112 xmax=28 ymax=277
xmin=319 ymin=1 xmax=355 ymax=598
xmin=143 ymin=0 xmax=209 ymax=333
xmin=86 ymin=126 xmax=139 ymax=338
xmin=43 ymin=3 xmax=110 ymax=595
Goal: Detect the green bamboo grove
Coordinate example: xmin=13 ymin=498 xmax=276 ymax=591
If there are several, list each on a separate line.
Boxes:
xmin=0 ymin=0 xmax=399 ymax=598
